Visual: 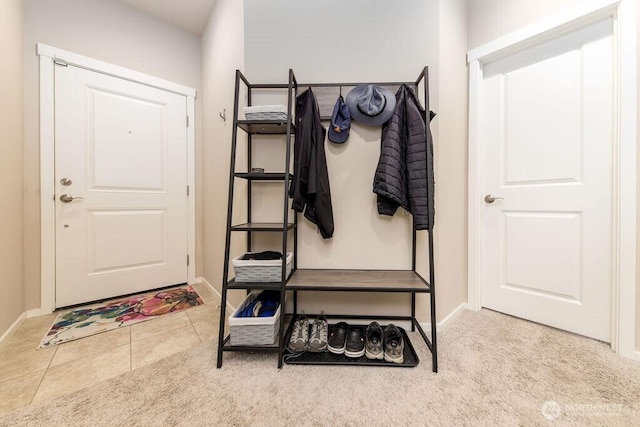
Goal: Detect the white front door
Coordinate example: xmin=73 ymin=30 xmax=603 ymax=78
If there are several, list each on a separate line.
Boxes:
xmin=55 ymin=65 xmax=188 ymax=308
xmin=480 ymin=18 xmax=614 ymax=341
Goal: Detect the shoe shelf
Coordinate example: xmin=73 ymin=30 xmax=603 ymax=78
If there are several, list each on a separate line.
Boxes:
xmin=283 ymin=320 xmax=419 ymax=368
xmin=285 ymin=269 xmax=434 ymax=366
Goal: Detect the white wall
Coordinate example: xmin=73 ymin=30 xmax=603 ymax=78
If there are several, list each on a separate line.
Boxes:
xmin=243 ymin=0 xmax=469 ymax=323
xmin=23 ymin=0 xmax=202 ymax=310
xmin=0 ymin=0 xmax=25 ymax=336
xmin=201 ymin=0 xmax=248 ymax=307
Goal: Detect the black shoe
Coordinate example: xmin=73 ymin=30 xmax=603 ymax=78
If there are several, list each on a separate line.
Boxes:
xmin=345 ymin=327 xmax=365 ymax=358
xmin=327 ymin=322 xmax=348 ymax=354
xmin=383 ymin=324 xmax=404 ymax=364
xmin=365 ymin=321 xmax=384 ymax=360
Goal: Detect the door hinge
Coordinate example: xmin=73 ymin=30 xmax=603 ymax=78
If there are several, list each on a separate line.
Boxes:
xmin=186 ymin=115 xmax=190 ymax=127
xmin=187 ymin=255 xmax=190 ymax=266
xmin=187 ymin=185 xmax=190 ymax=196
xmin=53 ymin=59 xmax=68 ymax=67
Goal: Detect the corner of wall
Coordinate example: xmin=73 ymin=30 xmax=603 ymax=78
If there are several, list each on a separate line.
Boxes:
xmin=0 ymin=0 xmax=26 ymax=336
xmin=433 ymin=0 xmax=469 ymax=321
xmin=201 ymin=0 xmax=247 ymax=308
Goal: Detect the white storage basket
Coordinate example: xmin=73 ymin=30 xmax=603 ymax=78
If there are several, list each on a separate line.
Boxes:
xmin=229 ymin=292 xmax=281 ymax=346
xmin=231 ymin=252 xmax=293 ymax=283
xmin=243 ymin=105 xmax=288 ymax=121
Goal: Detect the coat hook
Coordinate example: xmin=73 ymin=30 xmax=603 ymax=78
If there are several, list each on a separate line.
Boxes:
xmin=219 ymin=109 xmax=226 ymax=122
xmin=339 ymin=86 xmax=342 ymax=97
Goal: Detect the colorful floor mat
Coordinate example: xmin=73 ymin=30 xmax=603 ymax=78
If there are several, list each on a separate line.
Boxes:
xmin=39 ymin=286 xmax=204 ymax=348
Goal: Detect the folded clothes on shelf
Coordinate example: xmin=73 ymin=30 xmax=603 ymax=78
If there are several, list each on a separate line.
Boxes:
xmin=241 ymin=251 xmax=282 ymax=261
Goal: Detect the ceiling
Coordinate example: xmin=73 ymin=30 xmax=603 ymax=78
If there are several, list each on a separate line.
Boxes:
xmin=116 ymin=0 xmax=217 ymax=35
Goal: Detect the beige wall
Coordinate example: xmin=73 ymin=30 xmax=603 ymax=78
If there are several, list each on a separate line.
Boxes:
xmin=23 ymin=0 xmax=202 ymax=310
xmin=433 ymin=0 xmax=469 ymax=321
xmin=0 ymin=0 xmax=25 ymax=336
xmin=636 ymin=0 xmax=640 ymax=352
xmin=242 ymin=0 xmax=469 ymax=323
xmin=468 ymin=0 xmax=639 ymax=351
xmin=201 ymin=0 xmax=247 ymax=307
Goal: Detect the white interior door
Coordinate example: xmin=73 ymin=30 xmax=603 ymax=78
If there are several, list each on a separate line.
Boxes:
xmin=480 ymin=19 xmax=614 ymax=342
xmin=55 ymin=65 xmax=188 ymax=308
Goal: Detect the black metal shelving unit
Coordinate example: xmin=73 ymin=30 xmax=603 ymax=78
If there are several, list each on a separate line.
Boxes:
xmin=216 ymin=69 xmax=297 ymax=369
xmin=216 ymin=68 xmax=438 ymax=372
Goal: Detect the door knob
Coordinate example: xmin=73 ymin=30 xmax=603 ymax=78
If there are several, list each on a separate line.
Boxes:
xmin=60 ymin=178 xmax=72 ymax=186
xmin=484 ymin=194 xmax=504 ymax=204
xmin=60 ymin=194 xmax=84 ymax=203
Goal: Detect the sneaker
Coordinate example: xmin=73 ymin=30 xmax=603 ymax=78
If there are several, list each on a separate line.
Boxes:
xmin=365 ymin=321 xmax=384 ymax=360
xmin=308 ymin=312 xmax=328 ymax=352
xmin=327 ymin=322 xmax=349 ymax=354
xmin=383 ymin=324 xmax=404 ymax=364
xmin=344 ymin=327 xmax=365 ymax=358
xmin=288 ymin=313 xmax=309 ymax=353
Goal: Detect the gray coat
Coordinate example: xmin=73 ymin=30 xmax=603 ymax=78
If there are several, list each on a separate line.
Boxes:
xmin=373 ymin=84 xmax=435 ymax=230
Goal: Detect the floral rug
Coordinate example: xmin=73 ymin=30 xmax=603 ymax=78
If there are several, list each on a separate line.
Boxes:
xmin=39 ymin=286 xmax=204 ymax=348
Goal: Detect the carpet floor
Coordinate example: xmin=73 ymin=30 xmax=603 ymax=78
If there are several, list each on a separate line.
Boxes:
xmin=1 ymin=309 xmax=638 ymax=426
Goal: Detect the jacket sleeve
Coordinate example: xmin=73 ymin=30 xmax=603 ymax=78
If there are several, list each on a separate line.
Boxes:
xmin=373 ymin=88 xmax=408 ymax=215
xmin=303 ymin=94 xmax=334 ymax=239
xmin=291 ymin=93 xmax=310 ymax=213
xmin=293 ymin=89 xmax=334 ymax=239
xmin=307 ymin=122 xmax=333 ymax=239
xmin=406 ymin=90 xmax=435 ymax=230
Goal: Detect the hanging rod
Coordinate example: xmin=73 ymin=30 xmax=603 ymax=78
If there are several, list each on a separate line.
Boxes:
xmin=299 ymin=81 xmax=416 ymax=88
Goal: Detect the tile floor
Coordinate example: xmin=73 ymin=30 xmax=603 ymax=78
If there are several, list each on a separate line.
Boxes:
xmin=0 ymin=282 xmax=222 ymax=415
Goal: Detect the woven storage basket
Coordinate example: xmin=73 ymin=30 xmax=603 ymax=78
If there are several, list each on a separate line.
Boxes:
xmin=243 ymin=105 xmax=287 ymax=121
xmin=229 ymin=292 xmax=281 ymax=346
xmin=231 ymin=252 xmax=293 ymax=283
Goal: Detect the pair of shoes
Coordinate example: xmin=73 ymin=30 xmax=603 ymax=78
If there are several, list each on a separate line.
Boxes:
xmin=236 ymin=291 xmax=279 ymax=318
xmin=327 ymin=322 xmax=365 ymax=358
xmin=288 ymin=312 xmax=328 ymax=353
xmin=308 ymin=314 xmax=329 ymax=352
xmin=365 ymin=322 xmax=404 ymax=364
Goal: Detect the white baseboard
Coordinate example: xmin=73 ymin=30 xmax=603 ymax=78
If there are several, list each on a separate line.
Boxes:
xmin=196 ymin=276 xmax=236 ymax=312
xmin=26 ymin=308 xmax=44 ymax=319
xmin=419 ymin=302 xmax=467 ymax=333
xmin=0 ymin=312 xmax=27 ymax=349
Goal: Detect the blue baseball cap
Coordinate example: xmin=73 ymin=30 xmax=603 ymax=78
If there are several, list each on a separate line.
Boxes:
xmin=328 ymin=95 xmax=351 ymax=144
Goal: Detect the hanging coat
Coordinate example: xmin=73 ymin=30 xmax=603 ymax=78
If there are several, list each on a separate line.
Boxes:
xmin=289 ymin=88 xmax=334 ymax=239
xmin=373 ymin=84 xmax=435 ymax=230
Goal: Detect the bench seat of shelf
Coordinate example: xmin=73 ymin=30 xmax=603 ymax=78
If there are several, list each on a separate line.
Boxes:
xmin=286 ymin=269 xmax=430 ymax=292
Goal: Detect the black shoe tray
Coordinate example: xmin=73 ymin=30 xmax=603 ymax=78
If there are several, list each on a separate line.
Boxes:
xmin=283 ymin=323 xmax=419 ymax=367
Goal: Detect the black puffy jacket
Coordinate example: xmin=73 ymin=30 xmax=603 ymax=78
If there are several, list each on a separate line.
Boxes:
xmin=289 ymin=89 xmax=334 ymax=239
xmin=373 ymin=84 xmax=435 ymax=230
